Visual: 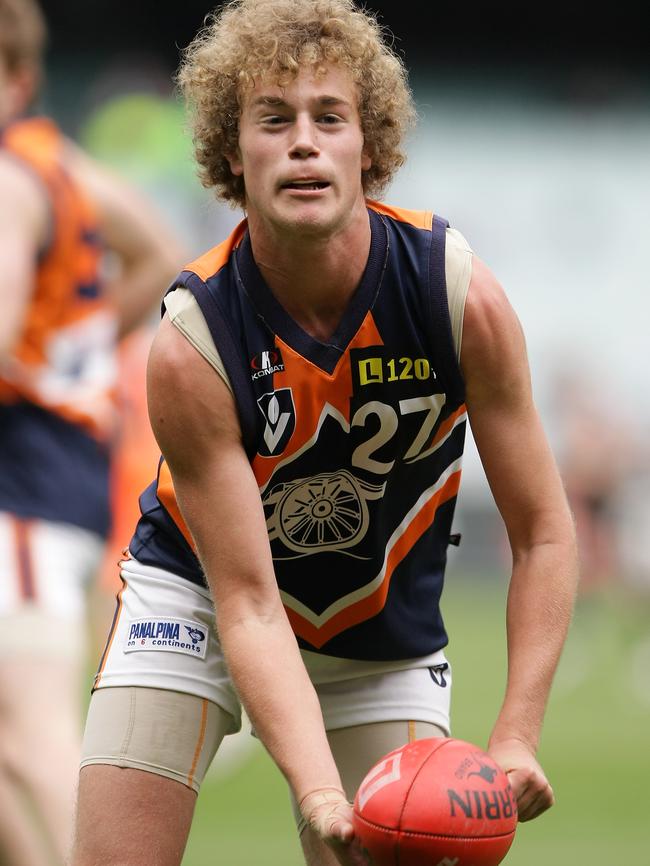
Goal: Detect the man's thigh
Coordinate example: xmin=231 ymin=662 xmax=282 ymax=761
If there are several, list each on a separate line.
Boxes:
xmin=72 ymin=764 xmax=197 ymax=866
xmin=92 ymin=555 xmax=242 ymax=726
xmin=81 ymin=685 xmax=235 ymax=793
xmin=330 ymin=719 xmax=447 ymax=800
xmin=74 ymin=686 xmax=238 ymax=866
xmin=293 ymin=719 xmax=446 ymax=834
xmin=82 ymin=553 xmax=244 ymax=788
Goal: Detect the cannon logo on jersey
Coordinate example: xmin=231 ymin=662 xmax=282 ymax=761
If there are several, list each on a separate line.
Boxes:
xmin=264 ymin=469 xmax=385 ymax=557
xmin=250 ymin=347 xmax=285 ymax=380
xmin=257 ymin=388 xmax=296 ymax=455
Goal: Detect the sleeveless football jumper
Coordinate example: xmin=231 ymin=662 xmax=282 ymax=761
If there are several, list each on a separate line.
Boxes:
xmin=131 ymin=202 xmax=467 ymax=660
xmin=0 ymin=117 xmax=116 ymax=537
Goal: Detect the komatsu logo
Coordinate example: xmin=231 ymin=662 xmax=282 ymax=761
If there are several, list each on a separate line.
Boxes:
xmin=124 ymin=618 xmax=208 ymax=659
xmin=251 ymin=348 xmax=284 ymax=380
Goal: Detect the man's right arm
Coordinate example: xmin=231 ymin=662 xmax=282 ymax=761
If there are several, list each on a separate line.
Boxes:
xmin=0 ymin=155 xmax=47 ymax=360
xmin=146 ymin=316 xmax=368 ymax=865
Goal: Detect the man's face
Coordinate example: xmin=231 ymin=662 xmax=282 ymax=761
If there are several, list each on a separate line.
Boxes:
xmin=228 ymin=63 xmax=371 ymax=239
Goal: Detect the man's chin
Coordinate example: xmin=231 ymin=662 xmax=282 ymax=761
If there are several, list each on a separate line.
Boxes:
xmin=276 ymin=205 xmax=337 ymax=237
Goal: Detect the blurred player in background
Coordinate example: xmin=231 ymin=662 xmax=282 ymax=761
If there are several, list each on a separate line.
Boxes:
xmin=0 ymin=0 xmax=185 ymax=863
xmin=71 ymin=1 xmax=579 ymax=865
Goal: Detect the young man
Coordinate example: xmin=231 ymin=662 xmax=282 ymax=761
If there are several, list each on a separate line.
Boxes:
xmin=71 ymin=1 xmax=579 ymax=865
xmin=0 ymin=1 xmax=185 ymax=864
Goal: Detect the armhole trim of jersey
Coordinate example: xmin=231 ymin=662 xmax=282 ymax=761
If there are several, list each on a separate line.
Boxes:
xmin=182 ymin=272 xmax=258 ymax=457
xmin=444 ymin=229 xmax=472 ymax=363
xmin=429 ymin=215 xmax=465 ymax=398
xmin=164 ymin=287 xmax=233 ymax=394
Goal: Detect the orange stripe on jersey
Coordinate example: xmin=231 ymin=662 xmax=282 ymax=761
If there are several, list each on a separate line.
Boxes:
xmin=93 ymin=576 xmax=127 ymax=689
xmin=184 ymin=220 xmax=248 ymax=282
xmin=413 ymin=404 xmax=467 ymax=462
xmin=283 ymin=467 xmax=462 ymax=648
xmin=253 ymin=311 xmax=384 ymax=490
xmin=12 ymin=517 xmax=36 ymax=601
xmin=367 ymin=199 xmax=433 ymax=230
xmin=431 ymin=405 xmax=467 ymax=445
xmin=156 ymin=461 xmax=197 ymax=551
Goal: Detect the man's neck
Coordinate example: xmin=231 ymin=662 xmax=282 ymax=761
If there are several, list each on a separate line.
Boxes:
xmin=248 ymin=208 xmax=372 ymax=342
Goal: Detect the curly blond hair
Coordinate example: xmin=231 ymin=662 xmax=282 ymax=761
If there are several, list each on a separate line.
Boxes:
xmin=177 ymin=0 xmax=417 ymax=208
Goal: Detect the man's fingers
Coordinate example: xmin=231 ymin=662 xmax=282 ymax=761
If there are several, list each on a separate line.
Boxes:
xmin=299 ymin=787 xmax=371 ymax=865
xmin=328 ymin=813 xmax=354 ymax=842
xmin=327 ymin=835 xmax=372 ymax=866
xmin=507 ymin=769 xmax=554 ymax=822
xmin=516 ymin=783 xmax=555 ymax=821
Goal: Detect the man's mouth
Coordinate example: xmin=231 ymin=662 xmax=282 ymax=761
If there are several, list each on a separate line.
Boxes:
xmin=282 ymin=180 xmax=329 ymax=190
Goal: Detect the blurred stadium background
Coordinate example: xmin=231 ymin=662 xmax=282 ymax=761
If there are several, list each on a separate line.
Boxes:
xmin=39 ymin=1 xmax=650 ymax=862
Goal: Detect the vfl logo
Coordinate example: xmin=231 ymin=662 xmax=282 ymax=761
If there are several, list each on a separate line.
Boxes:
xmin=357 ymin=752 xmax=402 ymax=812
xmin=257 ymin=389 xmax=295 ymax=455
xmin=251 ymin=348 xmax=285 ymax=380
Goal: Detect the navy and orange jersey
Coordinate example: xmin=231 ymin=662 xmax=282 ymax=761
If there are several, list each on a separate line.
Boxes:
xmin=0 ymin=117 xmax=117 ymax=537
xmin=131 ymin=202 xmax=467 ymax=660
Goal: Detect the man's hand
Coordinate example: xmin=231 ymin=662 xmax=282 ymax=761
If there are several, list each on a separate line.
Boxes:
xmin=488 ymin=738 xmax=554 ymax=822
xmin=299 ymin=787 xmax=370 ymax=865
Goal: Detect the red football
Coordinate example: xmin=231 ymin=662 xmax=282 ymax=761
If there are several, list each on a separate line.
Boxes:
xmin=352 ymin=737 xmax=517 ymax=866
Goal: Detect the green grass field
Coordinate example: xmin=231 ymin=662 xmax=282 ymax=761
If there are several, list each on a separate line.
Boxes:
xmin=182 ymin=576 xmax=650 ymax=865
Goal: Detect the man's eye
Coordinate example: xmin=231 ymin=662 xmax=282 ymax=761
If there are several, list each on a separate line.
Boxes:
xmin=319 ymin=114 xmax=341 ymax=124
xmin=263 ymin=115 xmax=288 ymax=125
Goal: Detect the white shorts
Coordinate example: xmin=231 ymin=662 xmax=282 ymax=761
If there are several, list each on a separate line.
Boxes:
xmin=94 ymin=555 xmax=452 ymax=734
xmin=0 ymin=511 xmax=105 ymax=658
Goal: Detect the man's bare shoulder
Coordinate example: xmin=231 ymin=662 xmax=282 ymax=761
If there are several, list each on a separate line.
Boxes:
xmin=148 ymin=315 xmax=228 ymax=405
xmin=147 ymin=316 xmax=242 ymax=470
xmin=462 ymin=256 xmax=520 ymax=338
xmin=460 ymin=255 xmax=530 ymax=404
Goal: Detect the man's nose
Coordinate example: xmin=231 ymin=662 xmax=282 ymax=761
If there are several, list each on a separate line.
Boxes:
xmin=289 ymin=116 xmax=320 ymax=158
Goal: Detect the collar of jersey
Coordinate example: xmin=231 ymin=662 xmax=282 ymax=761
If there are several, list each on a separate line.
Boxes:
xmin=233 ymin=207 xmax=389 ymax=376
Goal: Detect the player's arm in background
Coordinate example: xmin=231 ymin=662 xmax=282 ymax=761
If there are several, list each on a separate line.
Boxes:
xmin=460 ymin=255 xmax=579 ymax=822
xmin=146 ymin=315 xmax=368 ymax=866
xmin=66 ymin=143 xmax=186 ymax=338
xmin=0 ymin=153 xmax=48 ymax=359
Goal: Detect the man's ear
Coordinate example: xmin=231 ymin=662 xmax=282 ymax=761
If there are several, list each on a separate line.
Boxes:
xmin=361 ymin=149 xmax=371 ymax=172
xmin=226 ymin=150 xmax=244 ymax=177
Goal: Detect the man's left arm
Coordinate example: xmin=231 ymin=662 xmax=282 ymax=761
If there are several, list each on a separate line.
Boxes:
xmin=460 ymin=254 xmax=579 ymax=822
